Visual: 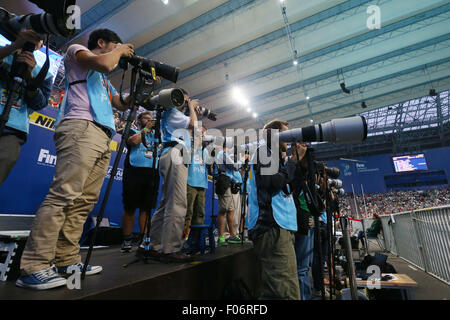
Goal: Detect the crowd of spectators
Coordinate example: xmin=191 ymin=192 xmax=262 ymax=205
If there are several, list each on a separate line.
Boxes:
xmin=114 ymin=110 xmax=139 ymax=134
xmin=339 ymin=187 xmax=450 ymax=217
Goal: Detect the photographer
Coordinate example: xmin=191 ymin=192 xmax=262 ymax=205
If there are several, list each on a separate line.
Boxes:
xmin=0 ymin=30 xmax=52 ymax=186
xmin=120 ymin=111 xmax=160 ymax=253
xmin=17 ymin=28 xmax=134 ymax=290
xmin=215 ymin=143 xmax=243 ymax=246
xmin=182 ymin=125 xmax=208 ymax=248
xmin=290 ymin=147 xmax=316 ymax=300
xmin=148 ymin=88 xmax=200 ymax=262
xmin=247 ymin=120 xmax=306 ymax=300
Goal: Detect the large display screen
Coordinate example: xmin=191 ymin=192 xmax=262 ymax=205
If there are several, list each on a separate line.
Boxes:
xmin=0 ymin=33 xmax=63 ymax=84
xmin=392 ymin=154 xmax=429 ymax=172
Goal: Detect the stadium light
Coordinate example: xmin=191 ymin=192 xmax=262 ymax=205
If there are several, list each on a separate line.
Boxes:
xmin=232 ymin=86 xmax=252 ymax=109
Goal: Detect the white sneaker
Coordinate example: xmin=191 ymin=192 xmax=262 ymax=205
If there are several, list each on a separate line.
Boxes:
xmin=57 ymin=262 xmax=102 ymax=276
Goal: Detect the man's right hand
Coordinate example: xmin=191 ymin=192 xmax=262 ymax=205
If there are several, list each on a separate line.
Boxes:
xmin=115 ymin=43 xmax=134 ymax=58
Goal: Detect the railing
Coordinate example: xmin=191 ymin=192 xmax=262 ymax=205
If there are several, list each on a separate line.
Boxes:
xmin=360 ymin=206 xmax=450 ymax=285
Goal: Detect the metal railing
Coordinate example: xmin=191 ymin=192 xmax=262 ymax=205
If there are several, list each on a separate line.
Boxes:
xmin=364 ymin=206 xmax=450 ymax=285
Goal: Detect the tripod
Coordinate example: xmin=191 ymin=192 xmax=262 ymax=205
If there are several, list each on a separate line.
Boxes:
xmin=303 ymin=149 xmax=326 ymax=300
xmin=324 ymin=183 xmax=337 ymax=300
xmin=239 ymin=159 xmax=250 ymax=244
xmin=207 ymin=162 xmax=218 ymax=253
xmin=340 ymin=215 xmax=359 ymax=300
xmin=82 ymin=67 xmax=161 ymax=277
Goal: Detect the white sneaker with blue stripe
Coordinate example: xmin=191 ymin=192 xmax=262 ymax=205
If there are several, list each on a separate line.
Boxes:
xmin=57 ymin=262 xmax=103 ymax=276
xmin=16 ymin=265 xmax=67 ymax=290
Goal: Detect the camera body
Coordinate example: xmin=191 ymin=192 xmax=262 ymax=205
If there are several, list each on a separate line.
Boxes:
xmin=0 ymin=1 xmax=76 ymax=41
xmin=119 ymin=55 xmax=179 ymax=84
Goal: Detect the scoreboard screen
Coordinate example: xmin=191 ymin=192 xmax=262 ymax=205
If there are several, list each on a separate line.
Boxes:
xmin=392 ymin=154 xmax=428 ymax=172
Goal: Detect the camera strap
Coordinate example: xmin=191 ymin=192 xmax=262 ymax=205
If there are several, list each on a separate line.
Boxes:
xmin=141 ymin=129 xmax=156 ymax=150
xmin=26 ymin=36 xmax=50 ymax=92
xmin=68 ymin=80 xmax=87 ymax=86
xmin=0 ymin=62 xmax=9 ymax=82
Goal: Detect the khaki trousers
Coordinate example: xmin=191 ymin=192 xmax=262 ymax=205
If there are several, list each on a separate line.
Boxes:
xmin=253 ymin=227 xmax=301 ymax=300
xmin=149 ymin=147 xmax=188 ymax=254
xmin=20 ymin=119 xmax=111 ymax=274
xmin=185 ymin=185 xmax=206 ymax=230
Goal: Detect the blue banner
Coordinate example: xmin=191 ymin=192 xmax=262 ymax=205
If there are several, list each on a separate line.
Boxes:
xmin=0 ymin=104 xmax=218 ymax=234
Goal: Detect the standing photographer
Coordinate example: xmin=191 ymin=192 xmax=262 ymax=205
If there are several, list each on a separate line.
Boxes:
xmin=247 ymin=120 xmax=307 ymax=300
xmin=215 ymin=143 xmax=242 ymax=246
xmin=120 ymin=111 xmax=160 ymax=253
xmin=17 ymin=29 xmax=134 ymax=290
xmin=291 ymin=148 xmax=315 ymax=300
xmin=182 ymin=125 xmax=208 ymax=243
xmin=148 ymin=88 xmax=200 ymax=262
xmin=0 ymin=30 xmax=52 ymax=186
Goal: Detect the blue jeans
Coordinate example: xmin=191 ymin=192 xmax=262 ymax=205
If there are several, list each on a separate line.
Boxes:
xmin=357 ymin=230 xmax=366 ymax=246
xmin=312 ymin=222 xmax=328 ymax=291
xmin=294 ymin=228 xmax=314 ymax=300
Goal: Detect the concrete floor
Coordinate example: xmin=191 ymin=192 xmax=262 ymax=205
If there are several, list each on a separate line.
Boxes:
xmin=364 ymin=242 xmax=449 ymax=300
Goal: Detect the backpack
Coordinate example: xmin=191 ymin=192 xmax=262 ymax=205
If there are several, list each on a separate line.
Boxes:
xmin=215 ymin=174 xmax=231 ymax=196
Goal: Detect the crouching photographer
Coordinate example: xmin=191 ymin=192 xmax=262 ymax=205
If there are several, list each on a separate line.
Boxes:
xmin=247 ymin=120 xmax=306 ymax=300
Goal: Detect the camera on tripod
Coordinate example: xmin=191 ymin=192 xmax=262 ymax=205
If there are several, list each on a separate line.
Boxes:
xmin=278 ymin=116 xmax=368 ymax=144
xmin=118 ymin=55 xmax=180 ymax=84
xmin=140 ymin=88 xmax=185 ymax=110
xmin=197 ymin=106 xmax=217 ymax=121
xmin=184 ymin=105 xmax=217 ymax=121
xmin=328 ymin=178 xmax=343 ymax=189
xmin=332 ymin=188 xmax=345 ymax=196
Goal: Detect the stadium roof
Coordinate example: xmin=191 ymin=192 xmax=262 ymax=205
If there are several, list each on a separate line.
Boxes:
xmin=4 ymin=0 xmax=450 ymax=131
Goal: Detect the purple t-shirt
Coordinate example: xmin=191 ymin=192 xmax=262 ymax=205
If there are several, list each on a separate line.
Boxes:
xmin=62 ymin=44 xmax=93 ymax=121
xmin=62 ymin=44 xmax=118 ymax=122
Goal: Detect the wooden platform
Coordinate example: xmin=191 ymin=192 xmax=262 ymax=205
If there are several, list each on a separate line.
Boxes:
xmin=0 ymin=243 xmax=258 ymax=300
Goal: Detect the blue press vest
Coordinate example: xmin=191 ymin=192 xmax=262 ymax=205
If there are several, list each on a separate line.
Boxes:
xmin=0 ymin=54 xmax=51 ymax=133
xmin=319 ymin=212 xmax=328 ymax=224
xmin=128 ymin=128 xmax=159 ymax=169
xmin=160 ymin=108 xmax=191 ymax=155
xmin=56 ymin=69 xmax=116 ymax=136
xmin=216 ymin=150 xmax=242 ymax=184
xmin=187 ymin=148 xmax=208 ymax=189
xmin=247 ymin=147 xmax=297 ymax=232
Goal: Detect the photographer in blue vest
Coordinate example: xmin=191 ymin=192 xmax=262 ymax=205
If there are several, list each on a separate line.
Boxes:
xmin=17 ymin=29 xmax=134 ymax=290
xmin=182 ymin=124 xmax=208 ymax=243
xmin=247 ymin=119 xmax=307 ymax=300
xmin=148 ymin=88 xmax=201 ymax=263
xmin=120 ymin=111 xmax=160 ymax=253
xmin=215 ymin=143 xmax=243 ymax=246
xmin=0 ymin=30 xmax=52 ymax=186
